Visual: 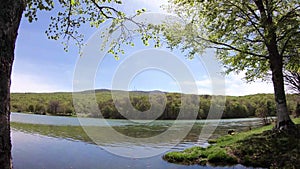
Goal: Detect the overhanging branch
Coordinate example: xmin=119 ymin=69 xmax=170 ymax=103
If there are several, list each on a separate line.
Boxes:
xmin=280 ymin=31 xmax=300 ymax=57
xmin=197 ymin=36 xmax=268 ymax=59
xmin=224 ymin=0 xmax=267 ymax=44
xmin=90 ymin=0 xmax=119 ymax=19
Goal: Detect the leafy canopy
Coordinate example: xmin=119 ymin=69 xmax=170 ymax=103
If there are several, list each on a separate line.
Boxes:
xmin=23 ymin=0 xmax=147 ymax=56
xmin=156 ymin=0 xmax=300 ymax=81
xmin=22 ymin=0 xmax=300 ymax=75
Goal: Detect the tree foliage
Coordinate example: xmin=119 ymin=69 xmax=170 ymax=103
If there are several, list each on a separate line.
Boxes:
xmin=10 ymin=91 xmax=299 ymax=119
xmin=154 ymin=0 xmax=300 ymax=81
xmin=24 ymin=0 xmax=146 ymax=54
xmin=146 ymin=0 xmax=300 ymax=128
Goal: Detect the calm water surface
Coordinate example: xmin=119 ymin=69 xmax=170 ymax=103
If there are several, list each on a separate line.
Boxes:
xmin=11 ymin=112 xmax=262 ymax=169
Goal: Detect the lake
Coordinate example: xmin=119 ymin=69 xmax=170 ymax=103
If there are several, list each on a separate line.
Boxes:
xmin=11 ymin=112 xmax=263 ymax=169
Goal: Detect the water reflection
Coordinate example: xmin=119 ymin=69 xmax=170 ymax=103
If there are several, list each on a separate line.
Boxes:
xmin=11 ymin=113 xmax=262 ymax=169
xmin=11 ymin=113 xmax=262 ymax=150
xmin=12 ymin=129 xmax=249 ymax=169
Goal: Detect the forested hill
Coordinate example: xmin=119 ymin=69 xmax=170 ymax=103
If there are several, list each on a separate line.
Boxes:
xmin=10 ymin=90 xmax=299 ymax=119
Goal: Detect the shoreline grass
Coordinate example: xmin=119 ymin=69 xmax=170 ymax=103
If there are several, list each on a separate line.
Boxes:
xmin=163 ymin=118 xmax=300 ymax=168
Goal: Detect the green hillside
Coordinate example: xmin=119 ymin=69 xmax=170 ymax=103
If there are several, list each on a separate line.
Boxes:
xmin=10 ymin=90 xmax=299 ymax=119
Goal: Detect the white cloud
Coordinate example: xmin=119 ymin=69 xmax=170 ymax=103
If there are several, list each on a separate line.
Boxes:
xmin=11 ymin=73 xmax=69 ymax=93
xmin=224 ymin=73 xmax=274 ymax=96
xmin=173 ymin=73 xmax=274 ymax=96
xmin=11 ymin=70 xmax=274 ymax=95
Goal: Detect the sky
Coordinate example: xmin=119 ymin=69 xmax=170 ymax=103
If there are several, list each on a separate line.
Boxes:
xmin=11 ymin=0 xmax=275 ymax=96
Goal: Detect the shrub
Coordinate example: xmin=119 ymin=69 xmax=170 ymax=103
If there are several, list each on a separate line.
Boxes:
xmin=27 ymin=105 xmax=34 ymax=112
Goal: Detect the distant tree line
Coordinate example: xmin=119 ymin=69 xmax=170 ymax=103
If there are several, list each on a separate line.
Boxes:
xmin=10 ymin=91 xmax=299 ymax=119
xmin=11 ymin=92 xmax=74 ymax=116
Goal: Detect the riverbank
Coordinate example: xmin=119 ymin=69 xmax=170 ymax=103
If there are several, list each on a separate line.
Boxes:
xmin=163 ymin=117 xmax=300 ymax=168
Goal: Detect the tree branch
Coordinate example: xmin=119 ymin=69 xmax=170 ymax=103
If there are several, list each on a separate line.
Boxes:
xmin=224 ymin=0 xmax=267 ymax=45
xmin=280 ymin=31 xmax=300 ymax=57
xmin=64 ymin=0 xmax=73 ymax=38
xmin=278 ymin=5 xmax=300 ymax=23
xmin=90 ymin=0 xmax=119 ymax=19
xmin=245 ymin=38 xmax=264 ymax=43
xmin=245 ymin=3 xmax=260 ymax=21
xmin=198 ymin=36 xmax=268 ymax=59
xmin=254 ymin=0 xmax=268 ymax=22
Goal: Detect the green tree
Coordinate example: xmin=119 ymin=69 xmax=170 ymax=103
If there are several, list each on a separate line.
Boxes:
xmin=158 ymin=0 xmax=299 ymax=129
xmin=0 ymin=0 xmax=141 ymax=168
xmin=27 ymin=104 xmax=35 ymax=112
xmin=35 ymin=104 xmax=46 ymax=115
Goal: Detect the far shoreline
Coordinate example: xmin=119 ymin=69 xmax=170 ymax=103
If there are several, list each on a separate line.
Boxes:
xmin=11 ymin=111 xmax=274 ymax=121
xmin=10 ymin=92 xmax=299 ymax=120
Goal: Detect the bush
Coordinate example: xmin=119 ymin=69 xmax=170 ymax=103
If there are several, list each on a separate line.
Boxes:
xmin=27 ymin=105 xmax=34 ymax=112
xmin=64 ymin=108 xmax=73 ymax=116
xmin=35 ymin=104 xmax=46 ymax=115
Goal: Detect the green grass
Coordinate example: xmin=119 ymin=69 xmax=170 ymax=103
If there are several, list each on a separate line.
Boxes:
xmin=164 ymin=118 xmax=300 ymax=168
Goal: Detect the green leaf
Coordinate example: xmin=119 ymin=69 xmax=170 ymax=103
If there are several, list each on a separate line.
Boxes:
xmin=71 ymin=0 xmax=75 ymax=6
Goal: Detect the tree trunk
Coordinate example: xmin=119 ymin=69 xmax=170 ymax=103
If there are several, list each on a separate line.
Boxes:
xmin=268 ymin=48 xmax=294 ymax=129
xmin=0 ymin=0 xmax=25 ymax=168
xmin=256 ymin=0 xmax=295 ymax=129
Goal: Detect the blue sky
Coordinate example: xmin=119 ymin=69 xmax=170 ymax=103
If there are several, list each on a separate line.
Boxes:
xmin=11 ymin=0 xmax=274 ymax=96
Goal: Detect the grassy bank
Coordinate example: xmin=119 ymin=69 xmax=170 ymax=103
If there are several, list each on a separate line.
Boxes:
xmin=163 ymin=118 xmax=300 ymax=168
